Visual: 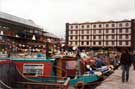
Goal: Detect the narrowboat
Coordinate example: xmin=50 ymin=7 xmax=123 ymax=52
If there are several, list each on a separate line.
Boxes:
xmin=11 ymin=58 xmax=66 ymax=80
xmin=55 ymin=56 xmax=102 ymax=87
xmin=0 ymin=58 xmax=70 ymax=89
xmin=11 ymin=56 xmax=101 ymax=87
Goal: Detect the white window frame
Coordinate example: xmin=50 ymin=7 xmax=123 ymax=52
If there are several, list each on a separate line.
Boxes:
xmin=23 ymin=63 xmax=44 ymax=76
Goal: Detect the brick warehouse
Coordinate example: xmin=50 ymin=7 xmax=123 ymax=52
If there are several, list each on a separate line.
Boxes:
xmin=66 ymin=19 xmax=135 ymax=51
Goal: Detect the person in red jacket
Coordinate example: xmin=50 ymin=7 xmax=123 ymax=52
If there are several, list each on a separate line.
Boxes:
xmin=120 ymin=49 xmax=131 ymax=82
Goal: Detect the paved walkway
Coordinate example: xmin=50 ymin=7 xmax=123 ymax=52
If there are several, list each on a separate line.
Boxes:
xmin=96 ymin=66 xmax=135 ymax=89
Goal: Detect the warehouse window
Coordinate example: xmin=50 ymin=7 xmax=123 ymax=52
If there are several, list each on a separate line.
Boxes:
xmin=99 ymin=36 xmax=101 ymax=39
xmin=106 ymin=24 xmax=108 ymax=27
xmin=99 ymin=24 xmax=102 ymax=27
xmin=93 ymin=24 xmax=96 ymax=28
xmin=75 ymin=25 xmax=78 ymax=29
xmin=106 ymin=30 xmax=108 ymax=33
xmin=106 ymin=36 xmax=108 ymax=39
xmin=87 ymin=36 xmax=89 ymax=39
xmin=75 ymin=31 xmax=78 ymax=34
xmin=82 ymin=36 xmax=84 ymax=39
xmin=93 ymin=42 xmax=96 ymax=45
xmin=70 ymin=36 xmax=73 ymax=39
xmin=70 ymin=31 xmax=73 ymax=34
xmin=112 ymin=29 xmax=115 ymax=33
xmin=93 ymin=30 xmax=96 ymax=34
xmin=29 ymin=30 xmax=33 ymax=33
xmin=34 ymin=30 xmax=39 ymax=34
xmin=75 ymin=42 xmax=77 ymax=45
xmin=99 ymin=30 xmax=101 ymax=33
xmin=112 ymin=41 xmax=114 ymax=45
xmin=81 ymin=25 xmax=84 ymax=28
xmin=119 ymin=35 xmax=122 ymax=39
xmin=126 ymin=29 xmax=129 ymax=33
xmin=81 ymin=42 xmax=84 ymax=45
xmin=112 ymin=35 xmax=115 ymax=39
xmin=87 ymin=30 xmax=89 ymax=34
xmin=119 ymin=29 xmax=122 ymax=33
xmin=87 ymin=41 xmax=89 ymax=45
xmin=106 ymin=42 xmax=108 ymax=45
xmin=126 ymin=42 xmax=129 ymax=45
xmin=71 ymin=25 xmax=73 ymax=29
xmin=126 ymin=35 xmax=129 ymax=39
xmin=99 ymin=42 xmax=101 ymax=45
xmin=125 ymin=23 xmax=129 ymax=26
xmin=82 ymin=30 xmax=84 ymax=34
xmin=112 ymin=24 xmax=115 ymax=27
xmin=119 ymin=42 xmax=122 ymax=45
xmin=23 ymin=64 xmax=44 ymax=76
xmin=119 ymin=23 xmax=122 ymax=27
xmin=87 ymin=25 xmax=89 ymax=28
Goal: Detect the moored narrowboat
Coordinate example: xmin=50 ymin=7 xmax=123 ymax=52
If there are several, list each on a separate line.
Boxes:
xmin=10 ymin=56 xmax=101 ymax=87
xmin=0 ymin=58 xmax=70 ymax=89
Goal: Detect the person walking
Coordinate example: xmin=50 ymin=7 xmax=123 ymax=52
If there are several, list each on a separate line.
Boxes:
xmin=120 ymin=49 xmax=131 ymax=82
xmin=131 ymin=51 xmax=135 ymax=70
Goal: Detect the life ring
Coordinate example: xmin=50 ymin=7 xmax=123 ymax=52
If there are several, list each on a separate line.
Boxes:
xmin=74 ymin=81 xmax=85 ymax=89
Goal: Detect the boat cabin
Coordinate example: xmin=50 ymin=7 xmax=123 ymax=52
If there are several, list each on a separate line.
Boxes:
xmin=12 ymin=58 xmax=55 ymax=78
xmin=56 ymin=57 xmax=85 ymax=78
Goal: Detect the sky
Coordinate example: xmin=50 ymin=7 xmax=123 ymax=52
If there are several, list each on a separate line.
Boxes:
xmin=0 ymin=0 xmax=135 ymax=38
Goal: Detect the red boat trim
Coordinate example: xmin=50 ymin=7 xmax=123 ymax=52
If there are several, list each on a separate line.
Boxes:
xmin=0 ymin=60 xmax=12 ymax=64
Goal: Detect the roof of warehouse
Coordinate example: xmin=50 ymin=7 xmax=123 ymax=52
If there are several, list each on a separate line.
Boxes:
xmin=0 ymin=11 xmax=42 ymax=29
xmin=44 ymin=32 xmax=59 ymax=39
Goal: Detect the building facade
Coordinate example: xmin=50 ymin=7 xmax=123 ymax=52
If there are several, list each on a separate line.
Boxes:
xmin=66 ymin=19 xmax=135 ymax=50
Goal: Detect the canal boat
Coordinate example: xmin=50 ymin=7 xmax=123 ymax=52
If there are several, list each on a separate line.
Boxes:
xmin=0 ymin=58 xmax=70 ymax=89
xmin=11 ymin=56 xmax=101 ymax=87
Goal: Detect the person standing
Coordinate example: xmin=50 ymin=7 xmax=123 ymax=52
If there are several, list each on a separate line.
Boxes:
xmin=75 ymin=47 xmax=81 ymax=59
xmin=120 ymin=49 xmax=131 ymax=82
xmin=95 ymin=56 xmax=105 ymax=68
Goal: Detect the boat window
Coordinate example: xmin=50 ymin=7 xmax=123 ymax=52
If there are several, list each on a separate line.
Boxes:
xmin=23 ymin=64 xmax=44 ymax=76
xmin=65 ymin=61 xmax=77 ymax=69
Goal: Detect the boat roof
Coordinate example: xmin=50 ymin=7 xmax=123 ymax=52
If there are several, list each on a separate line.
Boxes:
xmin=11 ymin=58 xmax=55 ymax=62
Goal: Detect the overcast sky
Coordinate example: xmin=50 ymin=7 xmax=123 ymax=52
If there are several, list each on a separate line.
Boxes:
xmin=0 ymin=0 xmax=135 ymax=38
